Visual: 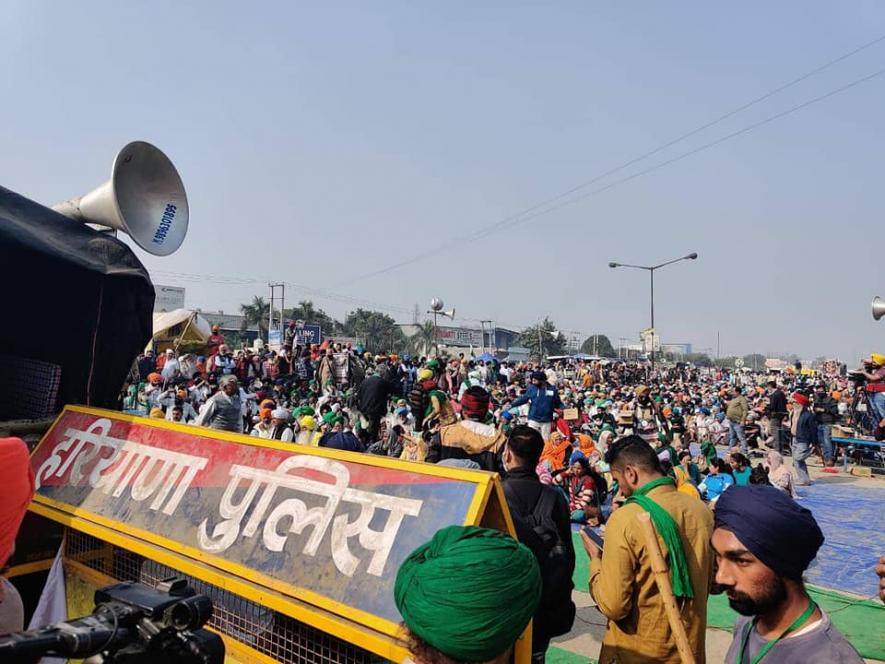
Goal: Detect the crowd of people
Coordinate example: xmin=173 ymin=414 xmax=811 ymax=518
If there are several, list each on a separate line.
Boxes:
xmin=115 ymin=328 xmax=885 ymax=663
xmin=126 ymin=332 xmax=884 ymax=493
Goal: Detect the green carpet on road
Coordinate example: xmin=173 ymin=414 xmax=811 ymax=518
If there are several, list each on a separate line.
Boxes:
xmin=571 ymin=533 xmax=885 ymax=661
xmin=547 ymin=645 xmax=595 ymax=664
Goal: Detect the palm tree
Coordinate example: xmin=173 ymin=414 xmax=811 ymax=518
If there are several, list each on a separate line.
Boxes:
xmin=240 ymin=296 xmax=270 ymax=340
xmin=408 ymin=320 xmax=437 ymax=358
xmin=341 ymin=309 xmax=406 ymax=354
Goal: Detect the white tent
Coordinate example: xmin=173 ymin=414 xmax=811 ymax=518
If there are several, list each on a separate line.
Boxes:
xmin=147 ymin=309 xmax=212 ymax=352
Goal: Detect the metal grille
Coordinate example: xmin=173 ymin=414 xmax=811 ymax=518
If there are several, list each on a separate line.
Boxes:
xmin=65 ymin=529 xmax=377 ymax=664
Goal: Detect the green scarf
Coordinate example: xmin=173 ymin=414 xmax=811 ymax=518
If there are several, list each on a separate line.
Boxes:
xmin=394 ymin=526 xmax=541 ymax=662
xmin=625 ymin=477 xmax=694 ymax=599
xmin=700 ymin=440 xmax=717 ymax=463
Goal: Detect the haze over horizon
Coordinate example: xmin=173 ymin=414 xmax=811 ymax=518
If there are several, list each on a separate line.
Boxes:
xmin=2 ymin=1 xmax=884 ymax=362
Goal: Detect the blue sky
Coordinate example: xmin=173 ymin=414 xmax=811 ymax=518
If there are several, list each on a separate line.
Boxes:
xmin=3 ymin=1 xmax=884 ymax=361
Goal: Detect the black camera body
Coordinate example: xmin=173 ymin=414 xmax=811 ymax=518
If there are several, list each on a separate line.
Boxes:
xmin=848 ymin=369 xmax=868 ymax=386
xmin=0 ymin=577 xmax=224 ymax=664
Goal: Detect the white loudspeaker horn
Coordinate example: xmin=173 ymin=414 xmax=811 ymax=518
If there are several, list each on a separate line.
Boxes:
xmin=53 ymin=141 xmax=188 ymax=256
xmin=873 ymin=296 xmax=885 ymax=321
xmin=440 ymin=308 xmax=455 ymax=320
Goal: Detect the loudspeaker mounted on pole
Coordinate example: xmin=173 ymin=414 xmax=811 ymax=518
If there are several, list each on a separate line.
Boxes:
xmin=52 ymin=141 xmax=188 ymax=256
xmin=873 ymin=296 xmax=885 ymax=321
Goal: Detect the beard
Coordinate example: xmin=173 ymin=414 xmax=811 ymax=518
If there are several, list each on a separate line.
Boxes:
xmin=726 ymin=576 xmax=788 ymax=616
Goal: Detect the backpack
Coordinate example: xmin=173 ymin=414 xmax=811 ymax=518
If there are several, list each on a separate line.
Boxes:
xmin=502 ymin=481 xmax=576 ymax=638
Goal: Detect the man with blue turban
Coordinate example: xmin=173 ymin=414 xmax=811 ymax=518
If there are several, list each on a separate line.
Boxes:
xmin=713 ymin=485 xmax=862 ymax=663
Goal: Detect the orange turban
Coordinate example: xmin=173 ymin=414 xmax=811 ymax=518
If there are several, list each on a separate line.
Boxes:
xmin=0 ymin=438 xmax=35 ymax=567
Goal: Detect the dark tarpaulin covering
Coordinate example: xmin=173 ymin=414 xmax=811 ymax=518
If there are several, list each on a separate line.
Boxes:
xmin=0 ymin=186 xmax=154 ymax=410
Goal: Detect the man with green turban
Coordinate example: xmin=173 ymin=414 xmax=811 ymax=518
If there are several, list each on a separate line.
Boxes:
xmin=394 ymin=525 xmax=541 ymax=663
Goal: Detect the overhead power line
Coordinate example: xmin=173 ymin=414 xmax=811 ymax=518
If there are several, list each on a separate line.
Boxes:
xmin=149 ymin=268 xmax=565 ymax=333
xmin=332 ymin=35 xmax=885 ymax=288
xmin=149 ymin=269 xmax=414 ymax=316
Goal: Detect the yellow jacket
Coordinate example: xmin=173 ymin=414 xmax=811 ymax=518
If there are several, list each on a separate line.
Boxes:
xmin=589 ymin=483 xmax=713 ymax=664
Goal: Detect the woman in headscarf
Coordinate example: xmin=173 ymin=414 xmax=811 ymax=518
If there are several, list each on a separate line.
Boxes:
xmin=672 ymin=464 xmax=701 ymax=500
xmin=766 ymin=449 xmax=797 ymax=498
xmin=538 ymin=430 xmax=571 ymax=471
xmin=554 ymin=452 xmax=602 ymax=525
xmin=596 ymin=427 xmax=615 ymax=455
xmin=575 ymin=430 xmax=597 ymax=457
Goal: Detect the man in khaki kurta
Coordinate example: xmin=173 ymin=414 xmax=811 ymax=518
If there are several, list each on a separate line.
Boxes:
xmin=582 ymin=435 xmax=714 ymax=664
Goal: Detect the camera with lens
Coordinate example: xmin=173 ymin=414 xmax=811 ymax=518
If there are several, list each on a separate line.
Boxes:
xmin=0 ymin=577 xmax=224 ymax=664
xmin=848 ymin=365 xmax=869 ymax=386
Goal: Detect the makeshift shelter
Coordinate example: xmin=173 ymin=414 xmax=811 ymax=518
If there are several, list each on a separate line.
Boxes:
xmin=149 ymin=309 xmax=211 ymax=353
xmin=0 ymin=186 xmax=154 ymax=414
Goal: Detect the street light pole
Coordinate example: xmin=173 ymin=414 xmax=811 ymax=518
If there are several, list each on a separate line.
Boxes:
xmin=608 ymin=252 xmax=698 ymax=373
xmin=650 ymin=269 xmax=655 ymax=370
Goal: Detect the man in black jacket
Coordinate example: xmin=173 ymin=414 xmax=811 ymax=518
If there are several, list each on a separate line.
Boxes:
xmin=767 ymin=381 xmax=788 ymax=454
xmin=813 ymin=384 xmax=839 ymax=467
xmin=501 ymin=425 xmax=576 ymax=663
xmin=356 ymin=374 xmax=394 ymax=439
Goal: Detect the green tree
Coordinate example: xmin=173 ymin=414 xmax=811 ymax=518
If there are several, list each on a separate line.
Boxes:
xmin=340 ymin=309 xmax=407 ymax=354
xmin=741 ymin=354 xmax=767 ymax=371
xmin=518 ymin=318 xmax=567 ymax=360
xmin=282 ymin=300 xmax=340 ymax=338
xmin=580 ymin=334 xmax=617 ymax=358
xmin=239 ymin=296 xmax=270 ymax=340
xmin=407 ymin=320 xmax=437 ymax=358
xmin=713 ymin=355 xmax=738 ymax=369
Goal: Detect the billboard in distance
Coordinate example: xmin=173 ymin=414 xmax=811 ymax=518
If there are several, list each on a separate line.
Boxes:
xmin=154 ymin=284 xmax=185 ymax=312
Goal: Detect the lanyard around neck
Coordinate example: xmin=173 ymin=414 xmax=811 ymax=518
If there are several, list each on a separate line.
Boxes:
xmin=736 ymin=600 xmax=817 ymax=664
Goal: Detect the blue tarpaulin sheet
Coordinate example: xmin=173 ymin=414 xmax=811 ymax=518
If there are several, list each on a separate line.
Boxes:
xmin=798 ymin=483 xmax=885 ymax=597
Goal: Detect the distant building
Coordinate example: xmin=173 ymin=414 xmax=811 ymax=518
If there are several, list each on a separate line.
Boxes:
xmin=153 ymin=285 xmax=185 ymax=312
xmin=399 ymin=324 xmax=518 ymax=357
xmin=661 ymin=343 xmax=692 ymax=355
xmin=199 ymin=311 xmax=260 ymax=345
xmin=502 ymin=346 xmax=531 ymax=363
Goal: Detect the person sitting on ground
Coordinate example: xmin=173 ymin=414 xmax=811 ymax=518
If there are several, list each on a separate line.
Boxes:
xmin=664 ymin=461 xmax=701 ymax=500
xmin=250 ymin=408 xmax=273 ymax=438
xmin=729 ymin=452 xmax=752 ymax=486
xmin=427 ymin=386 xmax=505 ymax=471
xmin=714 ymin=485 xmax=863 ymax=663
xmin=422 ymin=375 xmax=457 ymax=430
xmin=394 ymin=525 xmax=542 ymax=664
xmin=766 ymin=450 xmax=797 ymax=498
xmin=266 ymin=408 xmax=294 ymax=441
xmin=749 ymin=463 xmax=772 ymax=486
xmin=698 ymin=458 xmax=735 ymax=503
xmin=538 ymin=430 xmax=572 ymax=472
xmin=399 ymin=431 xmax=428 ymax=463
xmin=678 ymin=449 xmax=702 ymax=485
xmin=553 ymin=452 xmax=602 ymax=525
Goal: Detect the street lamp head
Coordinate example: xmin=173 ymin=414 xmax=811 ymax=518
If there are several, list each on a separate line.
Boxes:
xmin=608 ymin=262 xmax=619 ymax=269
xmin=687 ymin=252 xmax=698 ymax=260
